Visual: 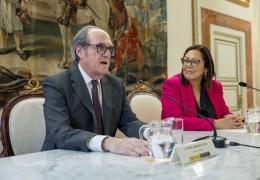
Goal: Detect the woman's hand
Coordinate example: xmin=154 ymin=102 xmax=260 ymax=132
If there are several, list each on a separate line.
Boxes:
xmin=214 ymin=114 xmax=245 ymax=129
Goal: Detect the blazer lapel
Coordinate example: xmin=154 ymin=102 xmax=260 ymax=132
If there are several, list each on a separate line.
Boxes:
xmin=100 ymin=76 xmax=112 ymax=135
xmin=70 ymin=64 xmax=95 ymax=117
xmin=184 ymin=83 xmax=197 ymax=117
xmin=207 ymin=87 xmax=220 ymax=118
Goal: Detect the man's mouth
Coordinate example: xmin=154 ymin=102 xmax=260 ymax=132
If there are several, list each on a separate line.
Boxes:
xmin=100 ymin=61 xmax=108 ymax=65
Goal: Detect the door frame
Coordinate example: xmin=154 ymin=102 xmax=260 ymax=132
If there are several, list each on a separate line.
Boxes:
xmin=201 ymin=8 xmax=253 ymax=107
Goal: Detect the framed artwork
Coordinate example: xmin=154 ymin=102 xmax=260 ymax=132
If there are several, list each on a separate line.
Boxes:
xmin=0 ymin=0 xmax=167 ymax=107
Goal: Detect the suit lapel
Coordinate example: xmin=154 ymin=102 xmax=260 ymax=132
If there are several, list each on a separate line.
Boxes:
xmin=100 ymin=76 xmax=112 ymax=135
xmin=70 ymin=64 xmax=112 ymax=135
xmin=70 ymin=64 xmax=95 ymax=117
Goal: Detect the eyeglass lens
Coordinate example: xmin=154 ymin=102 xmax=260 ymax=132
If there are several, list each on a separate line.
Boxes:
xmin=181 ymin=58 xmax=201 ymax=67
xmin=97 ymin=44 xmax=115 ymax=56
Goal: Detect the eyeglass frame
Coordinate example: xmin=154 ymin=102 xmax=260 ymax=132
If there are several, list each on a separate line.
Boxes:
xmin=180 ymin=57 xmax=203 ymax=67
xmin=81 ymin=43 xmax=115 ymax=56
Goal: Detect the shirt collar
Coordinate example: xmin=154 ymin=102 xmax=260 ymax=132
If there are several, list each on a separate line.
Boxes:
xmin=78 ymin=64 xmax=101 ymax=85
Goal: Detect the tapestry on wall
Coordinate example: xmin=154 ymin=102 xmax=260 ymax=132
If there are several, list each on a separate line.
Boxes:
xmin=0 ymin=0 xmax=167 ymax=107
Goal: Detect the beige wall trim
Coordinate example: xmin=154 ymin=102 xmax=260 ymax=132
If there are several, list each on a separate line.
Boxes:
xmin=201 ymin=8 xmax=253 ymax=107
xmin=227 ymin=0 xmax=250 ymax=8
xmin=191 ymin=0 xmax=198 ymax=44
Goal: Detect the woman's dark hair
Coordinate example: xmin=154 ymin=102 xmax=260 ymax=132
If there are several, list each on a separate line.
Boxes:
xmin=181 ymin=44 xmax=216 ymax=89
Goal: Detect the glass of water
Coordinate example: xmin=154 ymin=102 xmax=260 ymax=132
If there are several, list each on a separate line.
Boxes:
xmin=139 ymin=119 xmax=176 ymax=160
xmin=170 ymin=118 xmax=183 ymax=144
xmin=245 ymin=107 xmax=260 ymax=134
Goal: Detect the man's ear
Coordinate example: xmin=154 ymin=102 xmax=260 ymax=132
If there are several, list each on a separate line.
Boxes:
xmin=77 ymin=46 xmax=87 ymax=59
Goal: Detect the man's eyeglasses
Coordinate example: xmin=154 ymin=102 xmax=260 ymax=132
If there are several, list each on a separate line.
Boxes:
xmin=81 ymin=43 xmax=115 ymax=56
xmin=181 ymin=57 xmax=201 ymax=67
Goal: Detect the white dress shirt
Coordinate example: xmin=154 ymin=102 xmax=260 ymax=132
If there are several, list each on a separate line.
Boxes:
xmin=78 ymin=64 xmax=108 ymax=152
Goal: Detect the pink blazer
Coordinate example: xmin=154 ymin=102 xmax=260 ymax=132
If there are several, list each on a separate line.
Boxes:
xmin=161 ymin=74 xmax=231 ymax=131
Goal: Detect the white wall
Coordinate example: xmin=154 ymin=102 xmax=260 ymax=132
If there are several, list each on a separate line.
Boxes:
xmin=167 ymin=0 xmax=193 ymax=77
xmin=252 ymin=0 xmax=260 ymax=106
xmin=167 ymin=0 xmax=260 ymax=106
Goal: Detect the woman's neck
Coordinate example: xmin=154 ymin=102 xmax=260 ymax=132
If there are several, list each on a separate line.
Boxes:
xmin=190 ymin=79 xmax=201 ymax=91
xmin=190 ymin=80 xmax=202 ymax=108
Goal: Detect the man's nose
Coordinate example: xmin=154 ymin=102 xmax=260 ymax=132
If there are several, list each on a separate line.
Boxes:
xmin=102 ymin=49 xmax=112 ymax=57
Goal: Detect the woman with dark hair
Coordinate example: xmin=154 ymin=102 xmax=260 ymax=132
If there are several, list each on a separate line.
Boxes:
xmin=161 ymin=44 xmax=244 ymax=131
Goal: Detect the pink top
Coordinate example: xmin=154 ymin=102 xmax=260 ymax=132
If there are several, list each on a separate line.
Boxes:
xmin=161 ymin=74 xmax=231 ymax=131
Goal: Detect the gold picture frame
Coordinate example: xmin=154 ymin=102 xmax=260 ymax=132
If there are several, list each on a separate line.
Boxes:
xmin=227 ymin=0 xmax=250 ymax=7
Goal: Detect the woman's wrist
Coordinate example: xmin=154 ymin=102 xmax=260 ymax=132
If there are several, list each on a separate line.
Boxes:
xmin=214 ymin=119 xmax=223 ymax=129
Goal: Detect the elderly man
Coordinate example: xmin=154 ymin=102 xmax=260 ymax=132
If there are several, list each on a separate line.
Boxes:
xmin=41 ymin=25 xmax=149 ymax=157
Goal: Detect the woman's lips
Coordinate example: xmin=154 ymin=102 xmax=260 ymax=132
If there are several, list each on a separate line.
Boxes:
xmin=183 ymin=70 xmax=195 ymax=74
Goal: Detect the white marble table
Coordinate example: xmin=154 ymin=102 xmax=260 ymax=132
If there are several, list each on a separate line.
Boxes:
xmin=0 ymin=130 xmax=260 ymax=180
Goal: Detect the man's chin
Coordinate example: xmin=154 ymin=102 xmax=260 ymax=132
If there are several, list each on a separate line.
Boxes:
xmin=99 ymin=70 xmax=109 ymax=77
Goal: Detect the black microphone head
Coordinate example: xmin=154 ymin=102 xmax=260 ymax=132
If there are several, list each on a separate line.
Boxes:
xmin=239 ymin=81 xmax=247 ymax=87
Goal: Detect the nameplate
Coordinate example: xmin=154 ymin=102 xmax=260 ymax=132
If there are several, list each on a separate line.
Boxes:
xmin=170 ymin=139 xmax=216 ymax=165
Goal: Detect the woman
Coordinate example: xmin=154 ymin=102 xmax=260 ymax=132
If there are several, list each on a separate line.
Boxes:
xmin=161 ymin=44 xmax=244 ymax=131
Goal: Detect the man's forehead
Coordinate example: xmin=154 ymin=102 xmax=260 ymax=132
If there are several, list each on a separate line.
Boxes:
xmin=88 ymin=29 xmax=112 ymax=44
xmin=89 ymin=29 xmax=109 ymax=37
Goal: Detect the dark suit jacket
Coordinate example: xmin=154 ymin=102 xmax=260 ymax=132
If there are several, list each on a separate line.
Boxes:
xmin=41 ymin=63 xmax=143 ymax=152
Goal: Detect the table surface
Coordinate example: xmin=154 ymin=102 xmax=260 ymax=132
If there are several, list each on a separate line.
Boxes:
xmin=0 ymin=130 xmax=260 ymax=180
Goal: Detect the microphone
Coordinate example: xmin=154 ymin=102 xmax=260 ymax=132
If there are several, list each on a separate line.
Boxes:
xmin=229 ymin=141 xmax=260 ymax=149
xmin=239 ymin=81 xmax=260 ymax=91
xmin=130 ymin=75 xmax=226 ymax=148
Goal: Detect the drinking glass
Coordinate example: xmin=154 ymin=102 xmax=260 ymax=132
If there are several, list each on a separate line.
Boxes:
xmin=139 ymin=119 xmax=176 ymax=160
xmin=171 ymin=118 xmax=183 ymax=144
xmin=245 ymin=107 xmax=260 ymax=134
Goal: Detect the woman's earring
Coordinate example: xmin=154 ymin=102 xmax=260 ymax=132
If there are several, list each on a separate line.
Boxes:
xmin=204 ymin=71 xmax=207 ymax=79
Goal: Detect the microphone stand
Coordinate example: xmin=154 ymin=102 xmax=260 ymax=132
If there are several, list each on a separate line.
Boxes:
xmin=137 ymin=79 xmax=227 ymax=148
xmin=229 ymin=141 xmax=260 ymax=149
xmin=239 ymin=81 xmax=260 ymax=91
xmin=245 ymin=85 xmax=260 ymax=92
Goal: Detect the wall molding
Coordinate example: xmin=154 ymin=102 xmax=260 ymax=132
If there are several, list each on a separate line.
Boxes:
xmin=201 ymin=8 xmax=253 ymax=107
xmin=227 ymin=0 xmax=250 ymax=8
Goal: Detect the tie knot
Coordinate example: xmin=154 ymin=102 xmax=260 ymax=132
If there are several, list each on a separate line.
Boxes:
xmin=91 ymin=80 xmax=98 ymax=87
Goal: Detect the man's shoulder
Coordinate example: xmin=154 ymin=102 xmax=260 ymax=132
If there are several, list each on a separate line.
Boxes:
xmin=44 ymin=70 xmax=69 ymax=83
xmin=45 ymin=63 xmax=78 ymax=83
xmin=103 ymin=73 xmax=123 ymax=83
